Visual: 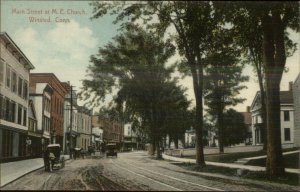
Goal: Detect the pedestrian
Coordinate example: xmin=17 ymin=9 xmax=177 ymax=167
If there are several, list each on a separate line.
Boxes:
xmin=49 ymin=151 xmax=55 ymax=172
xmin=43 ymin=148 xmax=50 ymax=171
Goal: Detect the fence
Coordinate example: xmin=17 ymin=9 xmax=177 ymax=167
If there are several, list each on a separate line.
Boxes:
xmin=164 ymin=143 xmax=295 ymax=157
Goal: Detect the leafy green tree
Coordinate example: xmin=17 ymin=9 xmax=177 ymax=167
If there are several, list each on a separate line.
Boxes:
xmin=161 ymin=83 xmax=192 ymax=149
xmin=80 ymin=24 xmax=191 ymax=159
xmin=214 ymin=1 xmax=299 ymax=177
xmin=230 ymin=4 xmax=297 ymax=151
xmin=222 ymin=109 xmax=248 ymax=146
xmin=89 ymin=1 xmax=226 ymax=166
xmin=204 ymin=27 xmax=249 ymax=153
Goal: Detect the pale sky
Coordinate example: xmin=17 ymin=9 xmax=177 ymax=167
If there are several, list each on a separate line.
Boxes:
xmin=1 ymin=0 xmax=299 ymax=113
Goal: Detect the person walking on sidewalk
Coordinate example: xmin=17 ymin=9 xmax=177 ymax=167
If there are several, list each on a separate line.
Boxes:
xmin=43 ymin=148 xmax=50 ymax=171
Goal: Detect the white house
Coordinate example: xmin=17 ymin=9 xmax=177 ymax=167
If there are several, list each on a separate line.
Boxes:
xmin=185 ymin=128 xmax=196 ymax=148
xmin=92 ymin=127 xmax=103 ymax=150
xmin=293 ymin=73 xmax=300 ymax=147
xmin=123 ymin=123 xmax=137 ymax=150
xmin=0 ymin=32 xmax=35 ymax=161
xmin=62 ymin=82 xmax=79 ymax=153
xmin=29 ymin=83 xmax=53 ymax=151
xmin=251 ymin=84 xmax=295 ymax=148
xmin=76 ymin=106 xmax=92 ymax=151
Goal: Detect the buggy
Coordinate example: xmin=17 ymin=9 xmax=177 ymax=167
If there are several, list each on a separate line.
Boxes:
xmin=106 ymin=143 xmax=118 ymax=158
xmin=46 ymin=144 xmax=65 ymax=171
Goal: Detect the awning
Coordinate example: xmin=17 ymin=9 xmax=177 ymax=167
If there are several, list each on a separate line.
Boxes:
xmin=69 ymin=130 xmax=80 ymax=136
xmin=95 ymin=138 xmax=101 ymax=142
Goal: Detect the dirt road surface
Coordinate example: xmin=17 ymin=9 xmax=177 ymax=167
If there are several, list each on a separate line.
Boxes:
xmin=2 ymin=151 xmax=299 ymax=191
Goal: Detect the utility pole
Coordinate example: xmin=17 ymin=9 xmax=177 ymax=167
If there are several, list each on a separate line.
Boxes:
xmin=90 ymin=109 xmax=93 ymax=148
xmin=70 ymin=85 xmax=73 ymax=157
xmin=66 ymin=85 xmax=76 ymax=158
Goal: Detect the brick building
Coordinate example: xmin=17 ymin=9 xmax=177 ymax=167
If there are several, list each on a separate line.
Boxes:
xmin=29 ymin=73 xmax=67 ymax=147
xmin=92 ymin=115 xmax=124 ymax=149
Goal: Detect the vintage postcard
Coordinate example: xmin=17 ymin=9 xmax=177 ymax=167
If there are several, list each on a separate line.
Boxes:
xmin=0 ymin=0 xmax=299 ymax=190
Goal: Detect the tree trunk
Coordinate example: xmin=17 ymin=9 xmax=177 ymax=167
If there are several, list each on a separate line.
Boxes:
xmin=191 ymin=64 xmax=205 ymax=166
xmin=150 ymin=139 xmax=155 ymax=156
xmin=217 ymin=111 xmax=224 ymax=153
xmin=262 ymin=14 xmax=285 ymax=177
xmin=155 ymin=137 xmax=162 ymax=159
xmin=265 ymin=77 xmax=284 ymax=177
xmin=174 ymin=137 xmax=179 ymax=149
xmin=261 ymin=94 xmax=267 ymax=151
xmin=256 ymin=64 xmax=267 ymax=151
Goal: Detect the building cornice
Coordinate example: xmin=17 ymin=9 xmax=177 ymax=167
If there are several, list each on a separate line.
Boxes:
xmin=0 ymin=32 xmax=35 ymax=70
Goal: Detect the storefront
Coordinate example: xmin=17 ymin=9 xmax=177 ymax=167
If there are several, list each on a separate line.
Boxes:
xmin=0 ymin=125 xmax=27 ymax=163
xmin=27 ymin=133 xmax=43 ymax=158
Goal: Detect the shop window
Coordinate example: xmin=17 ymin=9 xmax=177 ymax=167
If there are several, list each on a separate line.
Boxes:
xmin=284 ymin=111 xmax=290 ymax=121
xmin=284 ymin=128 xmax=291 ymax=141
xmin=18 ymin=77 xmax=23 ymax=97
xmin=5 ymin=99 xmax=10 ymax=121
xmin=0 ymin=129 xmax=2 ymax=157
xmin=11 ymin=71 xmax=17 ymax=93
xmin=2 ymin=129 xmax=13 ymax=158
xmin=23 ymin=81 xmax=28 ymax=100
xmin=11 ymin=101 xmax=16 ymax=123
xmin=6 ymin=64 xmax=11 ymax=88
xmin=0 ymin=96 xmax=3 ymax=119
xmin=18 ymin=105 xmax=22 ymax=124
xmin=12 ymin=132 xmax=19 ymax=157
xmin=0 ymin=59 xmax=4 ymax=85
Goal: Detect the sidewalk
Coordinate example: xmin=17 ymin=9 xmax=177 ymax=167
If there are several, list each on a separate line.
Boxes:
xmin=0 ymin=155 xmax=70 ymax=188
xmin=162 ymin=154 xmax=300 ymax=174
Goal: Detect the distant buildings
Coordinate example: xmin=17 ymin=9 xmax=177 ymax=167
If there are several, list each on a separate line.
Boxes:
xmin=62 ymin=82 xmax=79 ymax=153
xmin=92 ymin=115 xmax=124 ymax=149
xmin=123 ymin=123 xmax=137 ymax=151
xmin=30 ymin=73 xmax=68 ymax=147
xmin=185 ymin=128 xmax=196 ymax=148
xmin=29 ymin=83 xmax=53 ymax=155
xmin=240 ymin=106 xmax=252 ymax=145
xmin=91 ymin=127 xmax=103 ymax=150
xmin=76 ymin=106 xmax=92 ymax=151
xmin=0 ymin=32 xmax=35 ymax=162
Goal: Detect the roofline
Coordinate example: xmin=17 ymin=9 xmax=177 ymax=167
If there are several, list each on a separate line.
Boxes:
xmin=30 ymin=73 xmax=68 ymax=94
xmin=250 ymin=91 xmax=260 ymax=110
xmin=0 ymin=32 xmax=35 ymax=69
xmin=294 ymin=73 xmax=300 ymax=84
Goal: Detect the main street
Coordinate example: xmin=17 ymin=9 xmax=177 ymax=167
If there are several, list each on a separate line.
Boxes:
xmin=2 ymin=152 xmax=298 ymax=191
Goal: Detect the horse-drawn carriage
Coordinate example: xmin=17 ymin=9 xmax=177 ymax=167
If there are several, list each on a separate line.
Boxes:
xmin=44 ymin=144 xmax=65 ymax=171
xmin=106 ymin=143 xmax=118 ymax=158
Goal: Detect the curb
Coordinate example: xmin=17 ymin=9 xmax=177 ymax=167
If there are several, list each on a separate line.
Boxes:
xmin=162 ymin=154 xmax=300 ymax=174
xmin=0 ymin=156 xmax=71 ymax=188
xmin=0 ymin=165 xmax=44 ymax=188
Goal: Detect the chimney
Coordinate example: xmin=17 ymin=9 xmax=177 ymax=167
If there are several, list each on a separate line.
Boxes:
xmin=247 ymin=106 xmax=250 ymax=113
xmin=289 ymin=81 xmax=293 ymax=91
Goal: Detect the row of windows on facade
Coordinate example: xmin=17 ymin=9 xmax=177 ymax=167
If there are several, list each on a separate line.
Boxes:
xmin=253 ymin=111 xmax=291 ymax=124
xmin=68 ymin=113 xmax=91 ymax=132
xmin=53 ymin=96 xmax=64 ymax=115
xmin=0 ymin=61 xmax=28 ymax=101
xmin=81 ymin=138 xmax=90 ymax=150
xmin=0 ymin=95 xmax=27 ymax=126
xmin=254 ymin=127 xmax=291 ymax=143
xmin=44 ymin=96 xmax=51 ymax=113
xmin=110 ymin=132 xmax=121 ymax=140
xmin=52 ymin=117 xmax=63 ymax=133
